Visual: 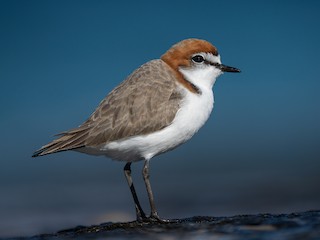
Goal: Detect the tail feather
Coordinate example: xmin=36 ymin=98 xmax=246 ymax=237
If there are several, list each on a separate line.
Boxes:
xmin=32 ymin=126 xmax=90 ymax=157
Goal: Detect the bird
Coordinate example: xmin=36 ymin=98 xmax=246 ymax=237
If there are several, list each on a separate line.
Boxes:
xmin=32 ymin=38 xmax=240 ymax=222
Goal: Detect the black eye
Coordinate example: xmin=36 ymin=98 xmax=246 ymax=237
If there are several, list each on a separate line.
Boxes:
xmin=192 ymin=55 xmax=204 ymax=63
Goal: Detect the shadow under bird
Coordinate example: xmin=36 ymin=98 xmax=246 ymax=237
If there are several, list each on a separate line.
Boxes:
xmin=33 ymin=38 xmax=240 ymax=222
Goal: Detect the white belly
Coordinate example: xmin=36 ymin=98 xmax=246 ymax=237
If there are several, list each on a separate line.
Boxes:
xmin=80 ymin=88 xmax=214 ymax=162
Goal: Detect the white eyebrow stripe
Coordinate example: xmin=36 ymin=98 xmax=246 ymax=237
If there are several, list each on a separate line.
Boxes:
xmin=205 ymin=53 xmax=221 ymax=64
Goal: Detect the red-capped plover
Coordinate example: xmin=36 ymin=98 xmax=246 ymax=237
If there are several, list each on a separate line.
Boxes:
xmin=33 ymin=38 xmax=240 ymax=222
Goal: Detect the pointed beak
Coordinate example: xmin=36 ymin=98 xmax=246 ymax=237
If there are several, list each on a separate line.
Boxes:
xmin=219 ymin=64 xmax=241 ymax=73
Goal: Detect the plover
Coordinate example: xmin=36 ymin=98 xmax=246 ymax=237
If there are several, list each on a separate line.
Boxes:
xmin=33 ymin=38 xmax=240 ymax=222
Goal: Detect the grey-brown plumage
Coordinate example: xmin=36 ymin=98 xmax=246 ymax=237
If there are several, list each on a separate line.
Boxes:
xmin=32 ymin=59 xmax=183 ymax=157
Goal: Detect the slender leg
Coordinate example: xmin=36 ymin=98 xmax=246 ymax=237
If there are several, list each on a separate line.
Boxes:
xmin=142 ymin=159 xmax=164 ymax=221
xmin=124 ymin=162 xmax=146 ymax=221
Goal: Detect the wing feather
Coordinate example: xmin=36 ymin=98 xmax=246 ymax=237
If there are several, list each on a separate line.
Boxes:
xmin=32 ymin=59 xmax=183 ymax=157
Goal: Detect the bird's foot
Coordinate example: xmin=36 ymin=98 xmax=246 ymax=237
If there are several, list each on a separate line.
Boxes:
xmin=135 ymin=210 xmax=148 ymax=223
xmin=138 ymin=212 xmax=177 ymax=224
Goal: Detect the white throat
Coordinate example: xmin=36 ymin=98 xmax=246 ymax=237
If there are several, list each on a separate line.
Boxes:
xmin=178 ymin=60 xmax=222 ymax=91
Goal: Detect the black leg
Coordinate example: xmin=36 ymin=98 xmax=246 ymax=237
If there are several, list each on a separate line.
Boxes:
xmin=124 ymin=162 xmax=146 ymax=221
xmin=142 ymin=159 xmax=165 ymax=222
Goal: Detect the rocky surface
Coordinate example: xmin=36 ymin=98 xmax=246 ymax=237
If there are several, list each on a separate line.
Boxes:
xmin=7 ymin=210 xmax=320 ymax=240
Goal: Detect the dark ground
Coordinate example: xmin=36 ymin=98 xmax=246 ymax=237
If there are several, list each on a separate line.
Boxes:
xmin=6 ymin=210 xmax=320 ymax=240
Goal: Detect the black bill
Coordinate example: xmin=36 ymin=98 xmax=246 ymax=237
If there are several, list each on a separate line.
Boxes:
xmin=218 ymin=64 xmax=241 ymax=73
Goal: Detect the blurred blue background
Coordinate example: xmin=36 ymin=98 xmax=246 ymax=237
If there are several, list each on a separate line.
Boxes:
xmin=1 ymin=0 xmax=320 ymax=237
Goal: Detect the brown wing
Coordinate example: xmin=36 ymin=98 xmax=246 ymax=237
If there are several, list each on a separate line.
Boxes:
xmin=32 ymin=59 xmax=183 ymax=157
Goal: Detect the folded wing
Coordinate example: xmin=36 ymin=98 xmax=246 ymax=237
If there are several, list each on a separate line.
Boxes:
xmin=32 ymin=60 xmax=183 ymax=157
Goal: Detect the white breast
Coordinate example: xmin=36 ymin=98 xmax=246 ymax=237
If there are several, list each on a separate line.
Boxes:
xmin=96 ymin=64 xmax=219 ymax=162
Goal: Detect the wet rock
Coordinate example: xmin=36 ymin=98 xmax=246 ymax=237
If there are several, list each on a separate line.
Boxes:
xmin=9 ymin=210 xmax=320 ymax=240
